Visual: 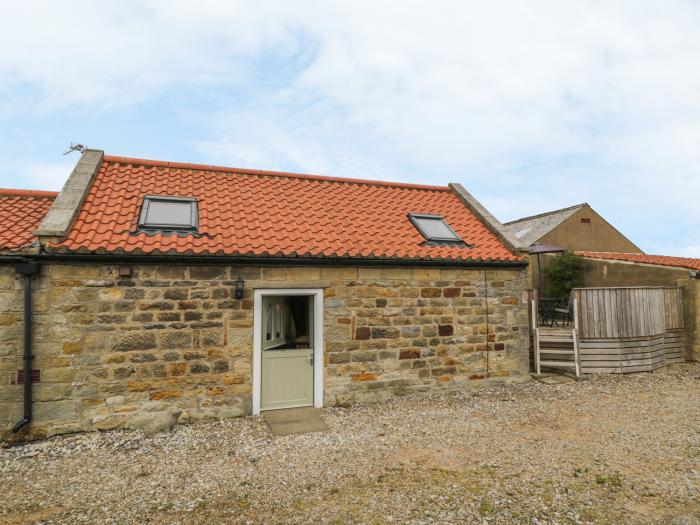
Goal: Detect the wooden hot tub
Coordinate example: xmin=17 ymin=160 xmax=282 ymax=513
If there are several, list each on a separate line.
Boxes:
xmin=573 ymin=287 xmax=686 ymax=374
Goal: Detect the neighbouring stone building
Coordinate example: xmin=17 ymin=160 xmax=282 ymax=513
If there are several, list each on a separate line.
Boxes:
xmin=1 ymin=151 xmax=529 ymax=441
xmin=504 ymin=203 xmax=642 ymax=290
xmin=504 ymin=202 xmax=642 ymax=255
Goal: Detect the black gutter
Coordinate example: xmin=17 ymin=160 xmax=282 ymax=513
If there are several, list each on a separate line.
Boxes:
xmin=0 ymin=252 xmax=528 ymax=269
xmin=12 ymin=260 xmax=39 ymax=433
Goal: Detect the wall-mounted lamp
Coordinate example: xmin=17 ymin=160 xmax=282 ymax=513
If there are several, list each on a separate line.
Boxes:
xmin=234 ymin=275 xmax=245 ymax=300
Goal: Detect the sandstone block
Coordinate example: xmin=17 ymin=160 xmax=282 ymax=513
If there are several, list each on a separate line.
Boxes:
xmin=328 ymin=352 xmax=350 ymax=364
xmin=321 ymin=267 xmax=358 ymax=280
xmin=161 ymin=331 xmax=193 ymax=349
xmin=92 ymin=414 xmax=126 ymax=431
xmin=414 ymin=268 xmax=441 ymax=281
xmin=352 ymin=372 xmax=378 ymax=382
xmin=190 ymin=266 xmax=228 ymax=280
xmin=164 ymin=288 xmax=188 ymax=300
xmin=215 ymin=406 xmax=244 ymax=420
xmin=190 ymin=363 xmax=210 ymax=374
xmin=351 ymin=351 xmax=378 ymax=362
xmin=381 ymin=268 xmax=413 ymax=280
xmin=127 ymin=407 xmax=182 ymax=436
xmin=52 ymin=265 xmax=100 ymax=280
xmin=139 ymin=301 xmax=175 ymax=311
xmin=399 ymin=349 xmax=420 ymax=360
xmin=288 ymin=267 xmax=321 ymax=280
xmin=358 ymin=268 xmax=382 ymax=279
xmin=371 ymin=326 xmax=400 ymax=339
xmin=156 ymin=266 xmax=187 ymax=280
xmin=34 ymin=400 xmax=75 ymax=423
xmin=262 ymin=267 xmax=288 ymax=280
xmin=0 ymin=271 xmax=13 ymax=290
xmin=113 ymin=333 xmax=157 ymax=352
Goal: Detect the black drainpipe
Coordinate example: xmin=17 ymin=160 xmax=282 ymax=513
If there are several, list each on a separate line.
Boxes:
xmin=12 ymin=260 xmax=39 ymax=433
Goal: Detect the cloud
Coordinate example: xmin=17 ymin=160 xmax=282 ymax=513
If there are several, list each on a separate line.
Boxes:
xmin=1 ymin=1 xmax=700 ymax=253
xmin=0 ymin=1 xmax=300 ymax=113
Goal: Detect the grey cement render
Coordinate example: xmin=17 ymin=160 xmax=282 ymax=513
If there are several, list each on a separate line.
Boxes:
xmin=34 ymin=149 xmax=104 ymax=238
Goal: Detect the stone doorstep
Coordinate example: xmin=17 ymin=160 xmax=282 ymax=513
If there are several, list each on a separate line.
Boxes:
xmin=263 ymin=407 xmax=329 ymax=436
xmin=532 ymin=373 xmax=578 ymax=385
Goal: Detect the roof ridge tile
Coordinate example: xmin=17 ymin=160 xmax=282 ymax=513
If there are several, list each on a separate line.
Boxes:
xmin=102 ymin=155 xmax=450 ymax=191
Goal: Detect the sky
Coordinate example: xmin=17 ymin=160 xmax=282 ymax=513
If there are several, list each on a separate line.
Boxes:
xmin=1 ymin=1 xmax=699 ymax=256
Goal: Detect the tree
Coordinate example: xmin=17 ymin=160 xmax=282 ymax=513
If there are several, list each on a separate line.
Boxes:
xmin=544 ymin=251 xmax=586 ymax=300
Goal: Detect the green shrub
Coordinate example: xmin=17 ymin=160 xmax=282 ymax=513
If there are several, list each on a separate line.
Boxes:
xmin=544 ymin=251 xmax=586 ymax=300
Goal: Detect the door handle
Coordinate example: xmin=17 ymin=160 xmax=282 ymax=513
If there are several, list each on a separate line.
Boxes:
xmin=308 ymin=354 xmax=314 ymax=367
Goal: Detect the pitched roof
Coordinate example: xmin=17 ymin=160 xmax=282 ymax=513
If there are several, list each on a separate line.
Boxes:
xmin=47 ymin=155 xmax=522 ymax=263
xmin=577 ymin=251 xmax=700 ymax=272
xmin=0 ymin=189 xmax=58 ymax=252
xmin=503 ymin=204 xmax=586 ymax=248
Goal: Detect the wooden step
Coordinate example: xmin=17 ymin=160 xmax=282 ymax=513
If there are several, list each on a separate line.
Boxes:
xmin=538 ymin=336 xmax=574 ymax=343
xmin=539 ymin=349 xmax=575 ymax=355
xmin=539 ymin=361 xmax=577 ymax=368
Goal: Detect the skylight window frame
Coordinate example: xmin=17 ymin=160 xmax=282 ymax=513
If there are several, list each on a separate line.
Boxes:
xmin=408 ymin=213 xmax=463 ymax=243
xmin=138 ymin=195 xmax=199 ymax=232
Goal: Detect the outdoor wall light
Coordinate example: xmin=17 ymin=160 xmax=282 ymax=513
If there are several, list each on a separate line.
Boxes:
xmin=234 ymin=275 xmax=245 ymax=300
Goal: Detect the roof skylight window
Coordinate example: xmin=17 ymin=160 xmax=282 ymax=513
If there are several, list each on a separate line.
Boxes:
xmin=408 ymin=213 xmax=462 ymax=243
xmin=139 ymin=195 xmax=198 ymax=232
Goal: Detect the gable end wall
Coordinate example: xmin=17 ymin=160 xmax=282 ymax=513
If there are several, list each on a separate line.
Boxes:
xmin=539 ymin=205 xmax=642 ymax=253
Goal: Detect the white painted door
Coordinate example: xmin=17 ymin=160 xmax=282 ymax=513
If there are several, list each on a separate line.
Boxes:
xmin=261 ymin=296 xmax=314 ymax=410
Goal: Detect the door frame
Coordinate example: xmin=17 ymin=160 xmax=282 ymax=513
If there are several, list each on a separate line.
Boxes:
xmin=252 ymin=288 xmax=324 ymax=415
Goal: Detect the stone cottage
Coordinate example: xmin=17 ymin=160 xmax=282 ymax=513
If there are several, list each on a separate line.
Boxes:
xmin=1 ymin=150 xmax=529 ymax=440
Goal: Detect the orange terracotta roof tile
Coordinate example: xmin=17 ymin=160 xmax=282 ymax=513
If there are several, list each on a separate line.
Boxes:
xmin=577 ymin=251 xmax=700 ymax=272
xmin=50 ymin=155 xmax=522 ymax=263
xmin=0 ymin=188 xmax=57 ymax=252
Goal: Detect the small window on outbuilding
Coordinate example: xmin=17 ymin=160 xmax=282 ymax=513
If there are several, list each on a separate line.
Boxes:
xmin=408 ymin=213 xmax=462 ymax=243
xmin=139 ymin=195 xmax=198 ymax=232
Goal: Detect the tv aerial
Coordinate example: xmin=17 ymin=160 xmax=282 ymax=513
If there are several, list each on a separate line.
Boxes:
xmin=63 ymin=142 xmax=87 ymax=155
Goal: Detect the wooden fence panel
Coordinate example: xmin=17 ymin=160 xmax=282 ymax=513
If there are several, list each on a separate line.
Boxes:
xmin=575 ymin=287 xmax=679 ymax=339
xmin=664 ymin=288 xmax=684 ymax=330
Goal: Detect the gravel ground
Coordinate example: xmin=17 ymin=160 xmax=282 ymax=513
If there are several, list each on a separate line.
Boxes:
xmin=2 ymin=363 xmax=700 ymax=525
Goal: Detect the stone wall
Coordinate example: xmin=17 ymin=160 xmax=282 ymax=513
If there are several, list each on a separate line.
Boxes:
xmin=0 ymin=263 xmax=529 ymax=441
xmin=323 ymin=267 xmax=530 ymax=405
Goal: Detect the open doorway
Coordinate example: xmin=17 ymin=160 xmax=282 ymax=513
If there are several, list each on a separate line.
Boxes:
xmin=253 ymin=290 xmax=324 ymax=413
xmin=262 ymin=295 xmax=314 ymax=351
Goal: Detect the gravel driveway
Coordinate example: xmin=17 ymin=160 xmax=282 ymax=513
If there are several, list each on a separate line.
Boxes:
xmin=2 ymin=363 xmax=700 ymax=525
